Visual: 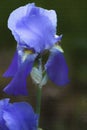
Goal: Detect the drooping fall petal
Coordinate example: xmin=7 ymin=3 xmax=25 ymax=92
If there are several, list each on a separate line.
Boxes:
xmin=45 ymin=50 xmax=69 ymax=86
xmin=3 ymin=54 xmax=37 ymax=95
xmin=3 ymin=51 xmax=18 ymax=77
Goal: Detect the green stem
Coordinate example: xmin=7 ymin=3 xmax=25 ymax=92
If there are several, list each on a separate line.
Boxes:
xmin=36 ymin=85 xmax=42 ymax=128
xmin=36 ymin=57 xmax=43 ymax=129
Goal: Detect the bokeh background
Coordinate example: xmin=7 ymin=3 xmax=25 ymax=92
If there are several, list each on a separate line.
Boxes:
xmin=0 ymin=0 xmax=87 ymax=130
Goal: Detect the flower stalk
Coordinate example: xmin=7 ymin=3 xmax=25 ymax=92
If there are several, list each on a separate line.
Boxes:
xmin=36 ymin=57 xmax=43 ymax=128
xmin=36 ymin=84 xmax=42 ymax=127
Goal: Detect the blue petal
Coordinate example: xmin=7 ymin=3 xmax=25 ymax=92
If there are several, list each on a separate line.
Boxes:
xmin=3 ymin=54 xmax=36 ymax=96
xmin=0 ymin=99 xmax=9 ymax=124
xmin=3 ymin=51 xmax=18 ymax=77
xmin=8 ymin=3 xmax=58 ymax=52
xmin=0 ymin=98 xmax=38 ymax=130
xmin=0 ymin=123 xmax=9 ymax=130
xmin=0 ymin=99 xmax=9 ymax=122
xmin=0 ymin=99 xmax=10 ymax=130
xmin=3 ymin=102 xmax=37 ymax=130
xmin=8 ymin=3 xmax=35 ymax=43
xmin=45 ymin=50 xmax=69 ymax=86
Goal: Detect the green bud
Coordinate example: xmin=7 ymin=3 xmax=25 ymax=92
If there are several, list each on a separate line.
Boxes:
xmin=30 ymin=67 xmax=42 ymax=85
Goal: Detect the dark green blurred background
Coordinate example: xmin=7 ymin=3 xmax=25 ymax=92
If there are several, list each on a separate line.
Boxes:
xmin=0 ymin=0 xmax=87 ymax=130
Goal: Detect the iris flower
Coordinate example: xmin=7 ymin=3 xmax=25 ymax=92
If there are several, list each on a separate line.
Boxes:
xmin=3 ymin=3 xmax=69 ymax=95
xmin=0 ymin=98 xmax=38 ymax=130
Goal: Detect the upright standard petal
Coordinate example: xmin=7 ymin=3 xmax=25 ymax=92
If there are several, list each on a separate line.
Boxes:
xmin=8 ymin=3 xmax=35 ymax=43
xmin=3 ymin=51 xmax=18 ymax=77
xmin=45 ymin=49 xmax=69 ymax=86
xmin=8 ymin=3 xmax=59 ymax=52
xmin=3 ymin=54 xmax=37 ymax=96
xmin=0 ymin=98 xmax=38 ymax=130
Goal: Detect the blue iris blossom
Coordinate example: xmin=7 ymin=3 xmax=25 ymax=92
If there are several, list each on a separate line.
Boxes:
xmin=3 ymin=3 xmax=69 ymax=95
xmin=0 ymin=98 xmax=38 ymax=130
